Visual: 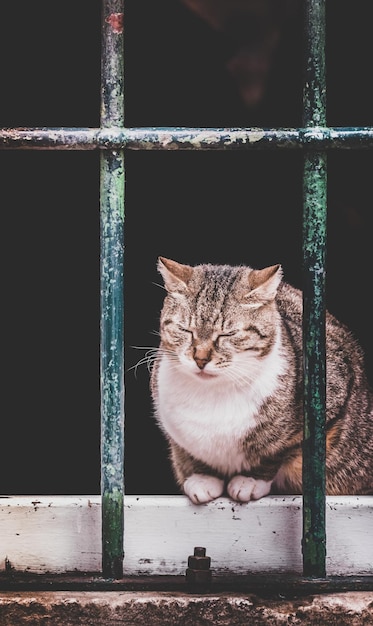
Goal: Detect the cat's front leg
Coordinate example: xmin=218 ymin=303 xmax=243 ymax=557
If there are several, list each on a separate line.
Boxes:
xmin=183 ymin=473 xmax=225 ymax=504
xmin=227 ymin=475 xmax=272 ymax=502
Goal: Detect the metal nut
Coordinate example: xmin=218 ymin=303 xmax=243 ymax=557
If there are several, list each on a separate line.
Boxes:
xmin=186 ymin=547 xmax=212 ymax=585
xmin=186 ymin=567 xmax=212 ymax=584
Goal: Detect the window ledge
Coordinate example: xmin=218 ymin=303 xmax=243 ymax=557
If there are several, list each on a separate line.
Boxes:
xmin=0 ymin=495 xmax=372 ymax=576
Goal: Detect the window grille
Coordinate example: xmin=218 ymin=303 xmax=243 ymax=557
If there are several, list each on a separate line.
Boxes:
xmin=0 ymin=0 xmax=373 ymax=595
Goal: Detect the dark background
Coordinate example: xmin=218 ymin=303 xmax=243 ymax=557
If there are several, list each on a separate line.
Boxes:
xmin=1 ymin=1 xmax=373 ymax=495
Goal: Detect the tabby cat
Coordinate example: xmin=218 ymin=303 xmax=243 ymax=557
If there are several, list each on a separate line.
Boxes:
xmin=150 ymin=256 xmax=373 ymax=504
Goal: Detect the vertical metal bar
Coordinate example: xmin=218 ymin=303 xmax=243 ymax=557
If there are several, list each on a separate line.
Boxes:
xmin=302 ymin=0 xmax=327 ymax=577
xmin=100 ymin=0 xmax=124 ymax=579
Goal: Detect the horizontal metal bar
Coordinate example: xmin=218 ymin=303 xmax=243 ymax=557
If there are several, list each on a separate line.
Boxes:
xmin=1 ymin=573 xmax=373 ymax=597
xmin=2 ymin=127 xmax=373 ymax=150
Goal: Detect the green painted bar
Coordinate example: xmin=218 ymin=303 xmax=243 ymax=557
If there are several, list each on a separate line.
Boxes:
xmin=302 ymin=0 xmax=327 ymax=577
xmin=100 ymin=0 xmax=125 ymax=579
xmin=302 ymin=153 xmax=327 ymax=577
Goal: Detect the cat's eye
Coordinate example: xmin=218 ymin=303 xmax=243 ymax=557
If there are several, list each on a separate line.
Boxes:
xmin=178 ymin=325 xmax=193 ymax=336
xmin=217 ymin=329 xmax=262 ymax=350
xmin=214 ymin=331 xmax=236 ymax=346
xmin=243 ymin=326 xmax=268 ymax=338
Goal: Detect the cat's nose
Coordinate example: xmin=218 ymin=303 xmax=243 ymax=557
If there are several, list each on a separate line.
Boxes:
xmin=193 ymin=347 xmax=212 ymax=370
xmin=194 ymin=357 xmax=209 ymax=370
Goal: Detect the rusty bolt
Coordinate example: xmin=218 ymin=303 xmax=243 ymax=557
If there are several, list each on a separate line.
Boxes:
xmin=186 ymin=547 xmax=212 ymax=585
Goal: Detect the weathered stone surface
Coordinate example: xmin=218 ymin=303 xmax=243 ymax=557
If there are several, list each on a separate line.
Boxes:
xmin=0 ymin=591 xmax=373 ymax=625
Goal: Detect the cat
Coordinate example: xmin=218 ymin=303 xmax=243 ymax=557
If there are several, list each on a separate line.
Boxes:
xmin=149 ymin=256 xmax=373 ymax=504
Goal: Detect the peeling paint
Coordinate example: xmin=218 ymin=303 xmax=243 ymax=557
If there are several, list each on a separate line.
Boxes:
xmin=5 ymin=557 xmax=12 ymax=573
xmin=105 ymin=13 xmax=123 ymax=34
xmin=2 ymin=127 xmax=373 ymax=150
xmin=191 ymin=131 xmax=222 ymax=146
xmin=247 ymin=130 xmax=265 ymax=143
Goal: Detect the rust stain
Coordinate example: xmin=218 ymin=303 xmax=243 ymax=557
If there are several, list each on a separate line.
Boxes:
xmin=105 ymin=13 xmax=123 ymax=34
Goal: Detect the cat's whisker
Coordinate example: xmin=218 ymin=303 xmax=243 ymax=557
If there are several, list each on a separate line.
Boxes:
xmin=156 ymin=353 xmax=180 ymax=370
xmin=152 ymin=281 xmax=167 ymax=291
xmin=226 ymin=371 xmax=253 ymax=388
xmin=222 ymin=363 xmax=257 ymax=387
xmin=128 ymin=344 xmax=182 ymax=378
xmin=128 ymin=358 xmax=152 ymax=377
xmin=127 ymin=346 xmax=160 ymax=377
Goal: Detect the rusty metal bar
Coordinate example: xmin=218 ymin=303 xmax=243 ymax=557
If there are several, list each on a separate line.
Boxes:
xmin=100 ymin=0 xmax=125 ymax=579
xmin=302 ymin=0 xmax=327 ymax=578
xmin=2 ymin=127 xmax=373 ymax=150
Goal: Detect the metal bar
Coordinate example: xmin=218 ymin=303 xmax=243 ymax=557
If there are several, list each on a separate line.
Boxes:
xmin=1 ymin=573 xmax=373 ymax=596
xmin=100 ymin=0 xmax=125 ymax=579
xmin=302 ymin=0 xmax=327 ymax=578
xmin=3 ymin=127 xmax=373 ymax=150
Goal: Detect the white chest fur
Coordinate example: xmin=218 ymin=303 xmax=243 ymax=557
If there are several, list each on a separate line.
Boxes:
xmin=155 ymin=343 xmax=285 ymax=476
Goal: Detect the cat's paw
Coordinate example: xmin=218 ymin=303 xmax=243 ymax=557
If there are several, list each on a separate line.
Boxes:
xmin=227 ymin=475 xmax=272 ymax=502
xmin=183 ymin=474 xmax=225 ymax=504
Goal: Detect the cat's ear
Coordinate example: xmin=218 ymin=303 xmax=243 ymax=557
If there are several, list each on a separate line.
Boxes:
xmin=157 ymin=257 xmax=193 ymax=293
xmin=244 ymin=264 xmax=283 ymax=307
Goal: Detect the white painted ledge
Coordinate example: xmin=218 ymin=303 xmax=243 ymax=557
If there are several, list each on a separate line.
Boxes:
xmin=0 ymin=495 xmax=372 ymax=576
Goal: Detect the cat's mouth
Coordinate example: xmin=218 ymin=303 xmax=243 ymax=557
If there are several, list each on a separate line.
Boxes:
xmin=196 ymin=370 xmax=217 ymax=379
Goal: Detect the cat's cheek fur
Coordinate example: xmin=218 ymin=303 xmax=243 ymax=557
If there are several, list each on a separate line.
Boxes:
xmin=227 ymin=475 xmax=272 ymax=502
xmin=183 ymin=474 xmax=225 ymax=504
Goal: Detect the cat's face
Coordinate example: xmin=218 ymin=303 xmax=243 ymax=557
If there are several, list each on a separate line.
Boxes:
xmin=157 ymin=257 xmax=282 ymax=382
xmin=160 ymin=311 xmax=275 ymax=380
